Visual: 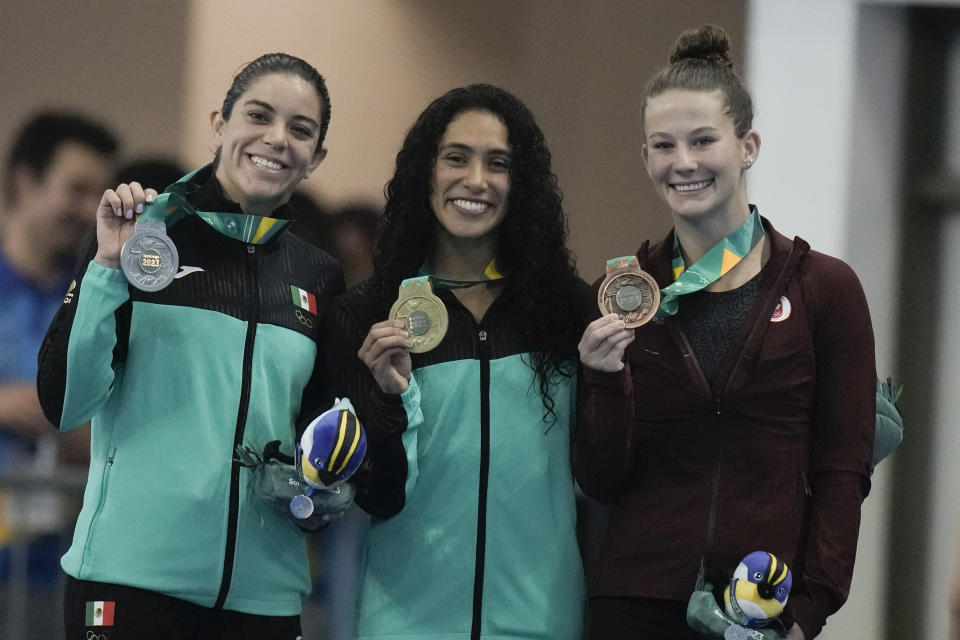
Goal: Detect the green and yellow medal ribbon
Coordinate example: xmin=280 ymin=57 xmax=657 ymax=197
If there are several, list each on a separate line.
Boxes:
xmin=417 ymin=259 xmax=504 ymax=290
xmin=137 ymin=167 xmax=293 ymax=244
xmin=655 ymin=205 xmax=764 ymax=319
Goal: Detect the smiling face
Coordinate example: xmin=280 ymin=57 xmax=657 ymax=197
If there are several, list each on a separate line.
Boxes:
xmin=211 ymin=72 xmax=326 ymax=215
xmin=429 ymin=109 xmax=511 ymax=250
xmin=642 ymin=89 xmax=758 ymax=227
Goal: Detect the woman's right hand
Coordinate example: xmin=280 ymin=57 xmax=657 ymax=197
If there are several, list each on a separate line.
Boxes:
xmin=94 ymin=182 xmax=158 ymax=268
xmin=358 ymin=319 xmax=413 ymax=395
xmin=578 ymin=314 xmax=635 ymax=372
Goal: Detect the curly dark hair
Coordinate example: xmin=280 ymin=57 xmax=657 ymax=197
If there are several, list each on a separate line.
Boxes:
xmin=370 ymin=83 xmax=582 ymax=421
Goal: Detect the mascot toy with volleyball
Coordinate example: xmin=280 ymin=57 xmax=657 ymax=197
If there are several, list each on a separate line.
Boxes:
xmin=289 ymin=398 xmax=367 ymax=520
xmin=234 ymin=397 xmax=367 ymax=529
xmin=723 ymin=551 xmax=792 ymax=629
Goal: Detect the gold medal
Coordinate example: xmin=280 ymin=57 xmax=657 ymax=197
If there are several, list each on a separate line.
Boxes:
xmin=598 ymin=256 xmax=660 ymax=328
xmin=390 ymin=277 xmax=449 ymax=353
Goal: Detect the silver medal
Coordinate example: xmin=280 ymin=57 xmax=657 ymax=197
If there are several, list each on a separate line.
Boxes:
xmin=120 ymin=220 xmax=179 ymax=292
xmin=290 ymin=493 xmax=315 ymax=519
xmin=723 ymin=625 xmax=752 ymax=640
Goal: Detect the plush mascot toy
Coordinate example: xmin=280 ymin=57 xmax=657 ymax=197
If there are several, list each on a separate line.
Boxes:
xmin=289 ymin=398 xmax=367 ymax=520
xmin=235 ymin=397 xmax=366 ymax=528
xmin=723 ymin=551 xmax=792 ymax=629
xmin=296 ymin=398 xmax=367 ymax=488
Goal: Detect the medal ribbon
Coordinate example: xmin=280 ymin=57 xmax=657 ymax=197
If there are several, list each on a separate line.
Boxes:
xmin=416 ymin=259 xmax=504 ymax=291
xmin=655 ymin=205 xmax=764 ymax=318
xmin=397 ymin=275 xmax=433 ymax=291
xmin=137 ymin=167 xmax=293 ymax=244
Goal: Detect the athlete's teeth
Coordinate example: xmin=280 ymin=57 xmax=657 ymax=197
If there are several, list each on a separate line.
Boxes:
xmin=675 ymin=180 xmax=712 ymax=192
xmin=252 ymin=156 xmax=282 ymax=170
xmin=453 ymin=199 xmax=486 ymax=212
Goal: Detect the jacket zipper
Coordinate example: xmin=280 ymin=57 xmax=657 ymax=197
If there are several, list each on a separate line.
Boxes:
xmin=670 ymin=238 xmax=806 ymax=579
xmin=703 ymin=397 xmax=724 ymax=571
xmin=82 ymin=447 xmax=117 ymax=570
xmin=215 ymin=244 xmax=258 ymax=608
xmin=470 ymin=328 xmax=490 ymax=639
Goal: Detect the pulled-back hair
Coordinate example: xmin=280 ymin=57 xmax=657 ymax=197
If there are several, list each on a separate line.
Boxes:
xmin=221 ymin=52 xmax=331 ymax=148
xmin=642 ymin=24 xmax=754 ymax=138
xmin=370 ymin=83 xmax=582 ymax=421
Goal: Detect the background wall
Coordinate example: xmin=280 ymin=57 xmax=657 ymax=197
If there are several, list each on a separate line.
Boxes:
xmin=0 ymin=0 xmax=188 ymax=189
xmin=1 ymin=0 xmax=745 ymax=282
xmin=748 ymin=1 xmax=960 ymax=638
xmin=747 ymin=3 xmax=898 ymax=638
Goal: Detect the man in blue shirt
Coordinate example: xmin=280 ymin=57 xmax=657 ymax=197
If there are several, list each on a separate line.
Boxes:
xmin=0 ymin=111 xmax=117 ymax=635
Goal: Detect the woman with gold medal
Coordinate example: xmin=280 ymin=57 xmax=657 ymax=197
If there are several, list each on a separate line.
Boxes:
xmin=324 ymin=84 xmax=587 ymax=638
xmin=575 ymin=24 xmax=876 ymax=640
xmin=36 ymin=54 xmax=343 ymax=639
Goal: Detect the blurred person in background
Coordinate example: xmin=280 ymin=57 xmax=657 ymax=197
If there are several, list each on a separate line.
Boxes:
xmin=0 ymin=111 xmax=117 ymax=637
xmin=288 ymin=192 xmax=379 ymax=289
xmin=326 ymin=203 xmax=378 ymax=289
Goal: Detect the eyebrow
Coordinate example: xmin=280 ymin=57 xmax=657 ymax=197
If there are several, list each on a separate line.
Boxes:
xmin=243 ymin=99 xmax=319 ymax=129
xmin=439 ymin=142 xmax=512 ymax=156
xmin=647 ymin=126 xmax=721 ymax=139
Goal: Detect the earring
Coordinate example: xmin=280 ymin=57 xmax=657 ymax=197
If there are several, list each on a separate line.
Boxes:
xmin=743 ymin=158 xmax=754 ymax=169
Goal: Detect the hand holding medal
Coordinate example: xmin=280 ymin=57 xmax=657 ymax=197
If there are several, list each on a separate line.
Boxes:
xmin=120 ymin=214 xmax=179 ymax=292
xmin=95 ymin=181 xmax=179 ymax=292
xmin=597 ymin=255 xmax=660 ymax=327
xmin=358 ymin=277 xmax=450 ymax=396
xmin=579 ymin=255 xmax=659 ymax=373
xmin=94 ymin=182 xmax=159 ymax=269
xmin=389 ymin=277 xmax=449 ymax=353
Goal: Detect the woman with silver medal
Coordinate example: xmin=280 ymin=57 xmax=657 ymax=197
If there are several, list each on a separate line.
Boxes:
xmin=575 ymin=25 xmax=878 ymax=640
xmin=323 ymin=84 xmax=587 ymax=639
xmin=36 ymin=53 xmax=345 ymax=640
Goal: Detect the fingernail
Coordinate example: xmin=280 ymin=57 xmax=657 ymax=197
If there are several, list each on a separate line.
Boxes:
xmin=136 ymin=203 xmax=144 ymax=214
xmin=125 ymin=209 xmax=133 ymax=219
xmin=115 ymin=208 xmax=123 ymax=217
xmin=146 ymin=193 xmax=155 ymax=202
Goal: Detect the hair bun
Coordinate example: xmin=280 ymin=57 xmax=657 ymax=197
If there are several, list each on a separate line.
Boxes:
xmin=669 ymin=24 xmax=733 ymax=67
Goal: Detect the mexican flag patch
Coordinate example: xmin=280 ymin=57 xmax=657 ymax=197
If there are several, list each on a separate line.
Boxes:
xmin=85 ymin=600 xmax=115 ymax=626
xmin=290 ymin=285 xmax=318 ymax=315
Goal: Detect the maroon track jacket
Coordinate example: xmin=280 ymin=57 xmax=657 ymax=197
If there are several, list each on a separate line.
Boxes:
xmin=574 ymin=219 xmax=875 ymax=638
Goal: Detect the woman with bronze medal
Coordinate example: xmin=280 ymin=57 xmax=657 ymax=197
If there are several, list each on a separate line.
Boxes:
xmin=575 ymin=25 xmax=876 ymax=640
xmin=36 ymin=54 xmax=344 ymax=639
xmin=324 ymin=84 xmax=587 ymax=638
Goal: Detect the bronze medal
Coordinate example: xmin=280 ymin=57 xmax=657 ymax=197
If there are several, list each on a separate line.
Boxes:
xmin=598 ymin=256 xmax=660 ymax=328
xmin=390 ymin=278 xmax=449 ymax=353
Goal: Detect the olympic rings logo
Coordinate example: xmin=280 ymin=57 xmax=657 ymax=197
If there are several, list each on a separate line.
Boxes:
xmin=295 ymin=310 xmax=314 ymax=328
xmin=87 ymin=631 xmax=111 ymax=640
